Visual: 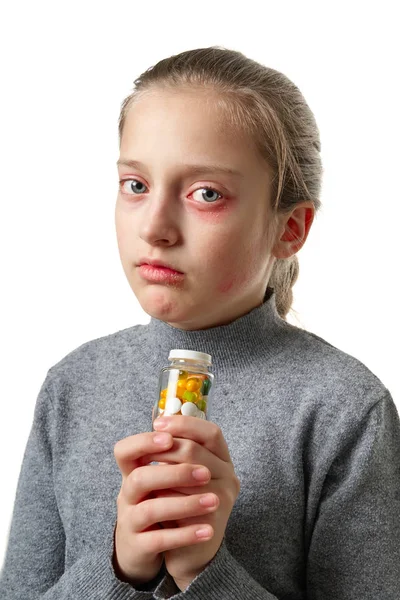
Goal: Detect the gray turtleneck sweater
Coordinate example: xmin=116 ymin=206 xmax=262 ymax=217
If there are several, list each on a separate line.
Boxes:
xmin=1 ymin=287 xmax=399 ymax=599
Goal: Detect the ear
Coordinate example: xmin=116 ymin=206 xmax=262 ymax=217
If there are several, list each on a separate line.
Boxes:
xmin=271 ymin=202 xmax=315 ymax=259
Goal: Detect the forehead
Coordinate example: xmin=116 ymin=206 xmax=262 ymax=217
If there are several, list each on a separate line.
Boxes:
xmin=120 ymin=90 xmax=268 ymax=178
xmin=125 ymin=88 xmax=232 ymax=130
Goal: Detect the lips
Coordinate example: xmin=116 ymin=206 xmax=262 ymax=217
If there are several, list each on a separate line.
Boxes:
xmin=138 ymin=264 xmax=185 ymax=284
xmin=138 ymin=258 xmax=183 ymax=273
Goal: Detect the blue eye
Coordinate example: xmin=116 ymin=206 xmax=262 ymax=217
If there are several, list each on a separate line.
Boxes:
xmin=119 ymin=179 xmax=147 ymax=194
xmin=119 ymin=179 xmax=223 ymax=204
xmin=191 ymin=187 xmax=222 ymax=203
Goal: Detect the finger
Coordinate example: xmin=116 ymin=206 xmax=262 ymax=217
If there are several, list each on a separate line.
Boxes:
xmin=123 ymin=462 xmax=211 ymax=505
xmin=132 ymin=493 xmax=219 ymax=532
xmin=140 ymin=523 xmax=214 ymax=556
xmin=114 ymin=431 xmax=173 ymax=477
xmin=155 ymin=489 xmax=213 ymax=530
xmin=153 ymin=488 xmax=207 ymax=529
xmin=153 ymin=415 xmax=231 ymax=462
xmin=140 ymin=438 xmax=225 ymax=478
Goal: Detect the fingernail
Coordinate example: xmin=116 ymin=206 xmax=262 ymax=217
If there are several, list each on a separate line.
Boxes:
xmin=153 ymin=433 xmax=171 ymax=445
xmin=199 ymin=494 xmax=217 ymax=507
xmin=153 ymin=417 xmax=170 ymax=430
xmin=195 ymin=527 xmax=213 ymax=539
xmin=192 ymin=467 xmax=210 ymax=481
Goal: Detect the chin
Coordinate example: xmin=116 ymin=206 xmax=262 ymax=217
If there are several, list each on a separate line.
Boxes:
xmin=138 ymin=286 xmax=187 ymax=321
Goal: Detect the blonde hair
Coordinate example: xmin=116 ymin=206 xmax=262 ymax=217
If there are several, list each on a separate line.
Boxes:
xmin=117 ymin=46 xmax=323 ymax=320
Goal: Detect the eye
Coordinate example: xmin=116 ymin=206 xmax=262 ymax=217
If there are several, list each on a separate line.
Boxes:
xmin=119 ymin=179 xmax=147 ymax=195
xmin=119 ymin=179 xmax=223 ymax=204
xmin=191 ymin=187 xmax=223 ymax=204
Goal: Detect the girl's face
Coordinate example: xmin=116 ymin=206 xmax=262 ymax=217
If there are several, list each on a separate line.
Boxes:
xmin=115 ymin=89 xmax=280 ymax=330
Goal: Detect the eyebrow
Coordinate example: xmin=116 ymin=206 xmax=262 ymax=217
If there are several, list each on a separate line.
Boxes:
xmin=116 ymin=158 xmax=244 ymax=179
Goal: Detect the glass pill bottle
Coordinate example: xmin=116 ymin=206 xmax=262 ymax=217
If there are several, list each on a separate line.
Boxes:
xmin=152 ymin=349 xmax=214 ymax=424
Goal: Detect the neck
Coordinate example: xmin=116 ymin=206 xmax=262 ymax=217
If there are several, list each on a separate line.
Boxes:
xmin=139 ymin=287 xmax=291 ymax=378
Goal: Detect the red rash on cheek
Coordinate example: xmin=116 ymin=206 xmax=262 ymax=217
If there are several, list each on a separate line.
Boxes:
xmin=217 ymin=278 xmax=236 ymax=293
xmin=217 ymin=268 xmax=251 ymax=294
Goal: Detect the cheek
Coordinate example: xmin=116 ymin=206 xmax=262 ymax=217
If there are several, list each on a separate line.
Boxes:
xmin=115 ymin=205 xmax=125 ymax=237
xmin=115 ymin=205 xmax=135 ymax=250
xmin=217 ymin=269 xmax=255 ymax=295
xmin=217 ymin=275 xmax=242 ymax=294
xmin=203 ymin=237 xmax=261 ymax=295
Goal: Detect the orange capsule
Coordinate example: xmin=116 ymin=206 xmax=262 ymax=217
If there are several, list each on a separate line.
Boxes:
xmin=176 ymin=388 xmax=185 ymax=400
xmin=186 ymin=378 xmax=201 ymax=392
xmin=160 ymin=389 xmax=167 ymax=399
xmin=158 ymin=398 xmax=166 ymax=409
xmin=177 ymin=379 xmax=187 ymax=391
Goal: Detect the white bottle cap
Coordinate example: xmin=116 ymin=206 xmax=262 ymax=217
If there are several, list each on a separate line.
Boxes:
xmin=168 ymin=349 xmax=212 ymax=366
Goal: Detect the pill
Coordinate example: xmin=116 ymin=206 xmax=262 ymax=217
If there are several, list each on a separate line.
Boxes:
xmin=183 ymin=390 xmax=198 ymax=403
xmin=164 ymin=397 xmax=182 ymax=415
xmin=186 ymin=378 xmax=202 ymax=392
xmin=196 ymin=398 xmax=207 ymax=412
xmin=181 ymin=402 xmax=199 ymax=417
xmin=201 ymin=379 xmax=211 ymax=395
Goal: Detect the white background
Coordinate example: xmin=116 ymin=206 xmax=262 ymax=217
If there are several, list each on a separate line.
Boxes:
xmin=1 ymin=0 xmax=399 ymax=569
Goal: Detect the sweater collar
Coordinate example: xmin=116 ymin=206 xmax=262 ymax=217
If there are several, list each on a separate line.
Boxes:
xmin=142 ymin=286 xmax=290 ymax=377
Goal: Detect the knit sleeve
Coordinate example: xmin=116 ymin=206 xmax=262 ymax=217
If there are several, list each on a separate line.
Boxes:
xmin=0 ymin=375 xmax=175 ymax=600
xmin=305 ymin=391 xmax=400 ymax=599
xmin=153 ymin=539 xmax=280 ymax=600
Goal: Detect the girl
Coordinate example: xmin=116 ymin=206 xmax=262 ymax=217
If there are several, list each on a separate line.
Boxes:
xmin=1 ymin=46 xmax=399 ymax=599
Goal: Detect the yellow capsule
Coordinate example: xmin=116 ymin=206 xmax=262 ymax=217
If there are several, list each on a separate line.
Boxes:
xmin=177 ymin=379 xmax=187 ymax=391
xmin=186 ymin=378 xmax=201 ymax=392
xmin=158 ymin=398 xmax=166 ymax=409
xmin=160 ymin=389 xmax=167 ymax=399
xmin=176 ymin=387 xmax=185 ymax=400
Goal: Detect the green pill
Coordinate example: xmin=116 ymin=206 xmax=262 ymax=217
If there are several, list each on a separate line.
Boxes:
xmin=201 ymin=378 xmax=211 ymax=395
xmin=183 ymin=390 xmax=197 ymax=403
xmin=196 ymin=398 xmax=207 ymax=412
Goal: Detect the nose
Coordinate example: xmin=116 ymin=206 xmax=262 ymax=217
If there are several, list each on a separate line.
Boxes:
xmin=138 ymin=190 xmax=181 ymax=246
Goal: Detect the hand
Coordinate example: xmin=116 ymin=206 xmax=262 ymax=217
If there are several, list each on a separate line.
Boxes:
xmin=112 ymin=430 xmax=219 ymax=586
xmin=149 ymin=415 xmax=241 ymax=591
